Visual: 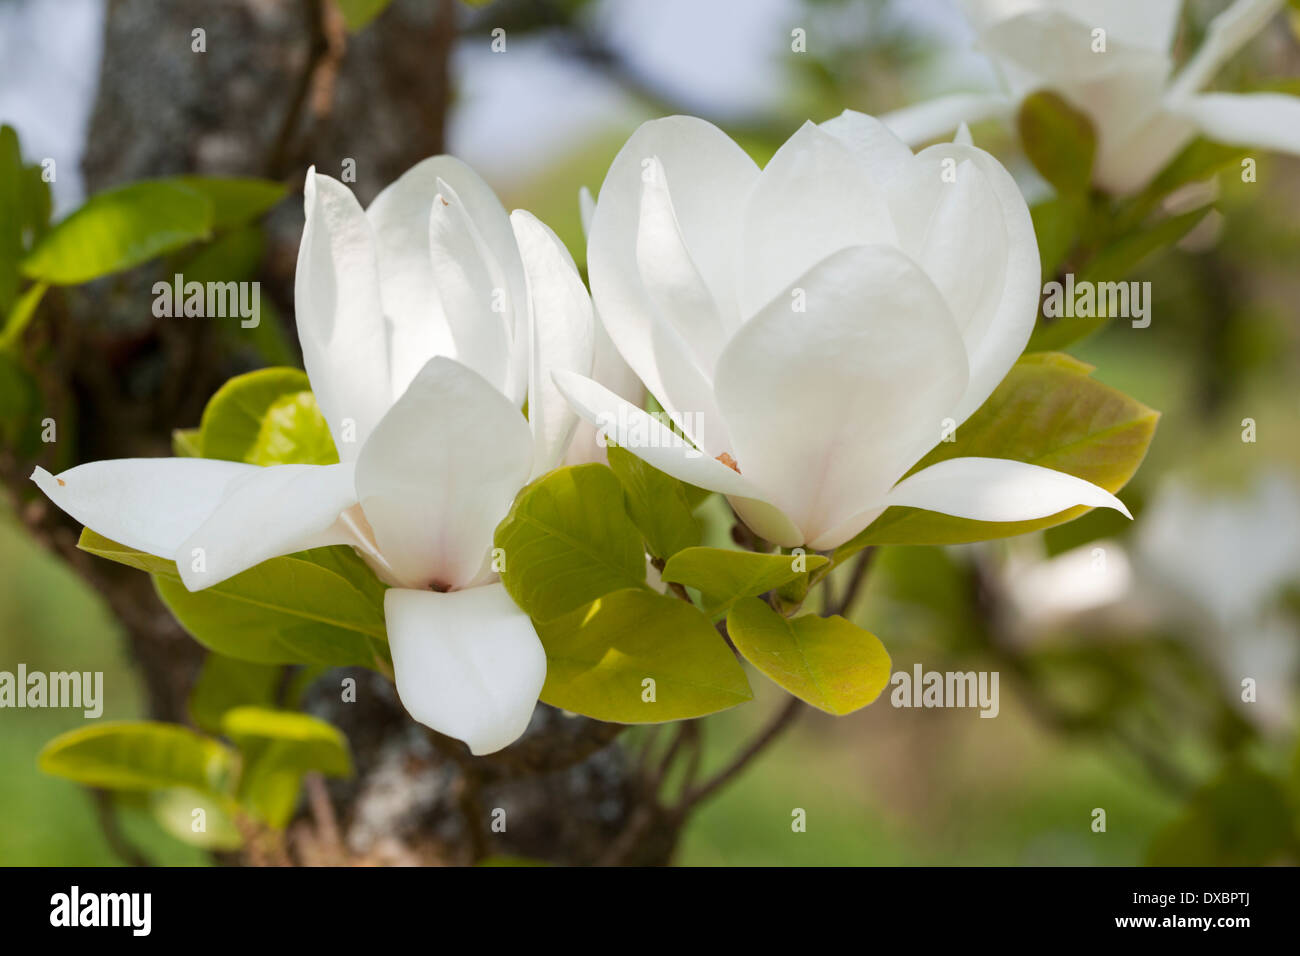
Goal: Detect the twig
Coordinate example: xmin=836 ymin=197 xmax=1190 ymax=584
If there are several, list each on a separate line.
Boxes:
xmin=832 ymin=546 xmax=877 ymax=617
xmin=90 ymin=790 xmax=153 ymax=867
xmin=678 ymin=698 xmax=804 ymax=812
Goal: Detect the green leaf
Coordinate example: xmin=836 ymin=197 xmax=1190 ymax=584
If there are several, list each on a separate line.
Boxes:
xmin=220 ymin=706 xmax=352 ymax=778
xmin=336 ymin=0 xmax=393 ymax=31
xmin=171 ymin=427 xmax=202 ymax=457
xmin=0 ymin=349 xmax=39 ymax=452
xmin=189 ymin=653 xmax=282 ymax=735
xmin=221 ymin=706 xmax=352 ymax=828
xmin=78 ymin=528 xmax=390 ymax=669
xmin=661 ymin=547 xmax=828 ymax=617
xmin=495 ymin=464 xmax=649 ymax=622
xmin=726 ymin=599 xmax=891 ymax=715
xmin=168 ymin=176 xmax=286 ymax=230
xmin=247 ymin=391 xmax=338 ymax=466
xmin=537 ymin=588 xmax=751 ymax=722
xmin=149 ymin=787 xmax=243 ymax=849
xmin=1028 ymin=208 xmax=1211 ymax=352
xmin=606 ymin=445 xmax=701 ymax=559
xmin=198 ymin=366 xmax=312 ymax=462
xmin=22 ymin=180 xmax=213 ymax=284
xmin=38 ymin=722 xmax=236 ymax=796
xmin=0 ymin=125 xmax=23 ymax=311
xmin=840 ymin=352 xmax=1157 ymax=553
xmin=1030 ymin=196 xmax=1083 ymax=281
xmin=1017 ymin=90 xmax=1097 ymax=196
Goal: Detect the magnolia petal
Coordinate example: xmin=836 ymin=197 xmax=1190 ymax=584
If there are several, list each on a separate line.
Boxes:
xmin=740 ymin=121 xmax=898 ymax=317
xmin=427 ymin=178 xmax=513 ymax=397
xmin=1167 ymin=0 xmax=1285 ymax=100
xmin=32 ymin=458 xmax=254 ymax=559
xmin=552 ymin=368 xmax=760 ymax=500
xmin=881 ymin=456 xmax=1132 ymax=522
xmin=511 ymin=210 xmax=595 ymax=478
xmin=296 ymin=169 xmax=392 ymax=459
xmin=878 ymin=92 xmax=1014 ymax=147
xmin=587 ymin=116 xmax=759 ymax=415
xmin=177 ymin=463 xmax=361 ymax=591
xmin=637 ymin=156 xmax=732 ymax=370
xmin=819 ymin=109 xmax=916 ymax=187
xmin=356 ymin=357 xmax=534 ymax=591
xmin=714 ymin=245 xmax=968 ymax=546
xmin=888 ymin=141 xmax=1040 ymax=424
xmin=1170 ymin=92 xmax=1300 ymax=156
xmin=385 ymin=583 xmax=545 ymax=756
xmin=960 ymin=0 xmax=1181 ymax=54
xmin=578 ymin=185 xmax=596 ymax=237
xmin=366 ymin=156 xmax=528 ymax=403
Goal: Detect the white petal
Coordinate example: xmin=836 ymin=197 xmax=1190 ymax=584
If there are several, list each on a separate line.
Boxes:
xmin=887 ymin=141 xmax=1040 ymax=423
xmin=587 ymin=116 xmax=759 ymax=416
xmin=511 ymin=209 xmax=595 ymax=478
xmin=713 ymin=245 xmax=969 ymax=546
xmin=355 ymin=357 xmax=533 ymax=591
xmin=637 ymin=156 xmax=732 ymax=371
xmin=552 ymin=368 xmax=760 ymax=500
xmin=1170 ymin=92 xmax=1300 ymax=156
xmin=32 ymin=458 xmax=254 ymax=558
xmin=961 ymin=0 xmax=1181 ymax=54
xmin=578 ymin=185 xmax=596 ymax=238
xmin=177 ymin=463 xmax=361 ymax=590
xmin=385 ymin=583 xmax=545 ymax=756
xmin=819 ymin=109 xmax=917 ymax=186
xmin=739 ymin=121 xmax=898 ymax=316
xmin=296 ymin=170 xmax=392 ymax=459
xmin=426 ymin=178 xmax=513 ymax=398
xmin=1167 ymin=0 xmax=1285 ymax=100
xmin=366 ymin=156 xmax=528 ymax=403
xmin=878 ymin=93 xmax=1014 ymax=147
xmin=882 ymin=456 xmax=1132 ymax=522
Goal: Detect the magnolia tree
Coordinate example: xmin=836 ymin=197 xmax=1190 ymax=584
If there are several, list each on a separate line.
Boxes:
xmin=3 ymin=0 xmax=1299 ymax=866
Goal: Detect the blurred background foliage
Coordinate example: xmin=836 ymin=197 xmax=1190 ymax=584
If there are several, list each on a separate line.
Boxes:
xmin=1 ymin=0 xmax=1299 ymax=864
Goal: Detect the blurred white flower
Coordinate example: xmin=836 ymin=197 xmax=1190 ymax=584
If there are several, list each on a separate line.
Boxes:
xmin=881 ymin=0 xmax=1300 ymax=194
xmin=33 ymin=160 xmax=594 ymax=755
xmin=556 ymin=112 xmax=1129 ymax=550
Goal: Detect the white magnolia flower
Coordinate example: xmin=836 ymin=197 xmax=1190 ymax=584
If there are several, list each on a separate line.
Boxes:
xmin=564 ymin=186 xmax=644 ymax=466
xmin=880 ymin=0 xmax=1300 ymax=194
xmin=554 ymin=113 xmax=1130 ymax=551
xmin=32 ymin=159 xmax=594 ymax=755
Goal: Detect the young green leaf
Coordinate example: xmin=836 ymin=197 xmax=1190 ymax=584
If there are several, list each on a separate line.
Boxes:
xmin=22 ymin=180 xmax=213 ymax=284
xmin=1017 ymin=90 xmax=1097 ymax=197
xmin=168 ymin=176 xmax=286 ymax=230
xmin=726 ymin=598 xmax=891 ymax=715
xmin=840 ymin=352 xmax=1157 ymax=554
xmin=38 ymin=722 xmax=236 ymax=796
xmin=246 ymin=391 xmax=338 ymax=466
xmin=149 ymin=787 xmax=244 ymax=849
xmin=189 ymin=653 xmax=282 ymax=736
xmin=220 ymin=706 xmax=352 ymax=778
xmin=661 ymin=546 xmax=829 ymax=617
xmin=78 ymin=528 xmax=390 ymax=669
xmin=197 ymin=366 xmax=313 ymax=462
xmin=537 ymin=588 xmax=752 ymax=722
xmin=494 ymin=464 xmax=649 ymax=621
xmin=606 ymin=444 xmax=701 ymax=559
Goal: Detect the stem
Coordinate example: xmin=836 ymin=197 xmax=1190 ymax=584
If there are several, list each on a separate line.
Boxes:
xmin=678 ymin=697 xmax=804 ymax=812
